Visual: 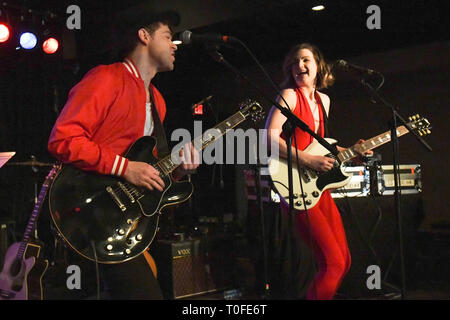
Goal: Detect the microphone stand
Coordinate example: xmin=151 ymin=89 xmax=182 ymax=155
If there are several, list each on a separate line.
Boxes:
xmin=251 ymin=124 xmax=270 ymax=298
xmin=206 ymin=47 xmax=339 ymax=298
xmin=359 ymin=78 xmax=432 ymax=300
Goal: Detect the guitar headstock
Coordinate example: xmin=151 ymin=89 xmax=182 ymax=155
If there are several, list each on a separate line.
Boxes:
xmin=407 ymin=114 xmax=432 ymax=136
xmin=43 ymin=163 xmax=61 ymax=187
xmin=239 ymin=99 xmax=264 ymax=123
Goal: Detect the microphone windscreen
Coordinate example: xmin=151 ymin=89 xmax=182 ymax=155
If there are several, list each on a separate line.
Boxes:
xmin=179 ymin=30 xmax=193 ymax=44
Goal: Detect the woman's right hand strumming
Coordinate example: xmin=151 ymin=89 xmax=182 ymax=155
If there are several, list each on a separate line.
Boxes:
xmin=302 ymin=153 xmax=335 ymax=172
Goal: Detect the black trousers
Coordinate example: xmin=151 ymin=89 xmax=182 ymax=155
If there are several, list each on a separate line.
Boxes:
xmin=99 ymin=254 xmax=163 ymax=300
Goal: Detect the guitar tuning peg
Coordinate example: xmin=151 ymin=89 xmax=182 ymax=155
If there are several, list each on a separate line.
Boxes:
xmin=415 ymin=113 xmax=419 ymax=118
xmin=426 ymin=129 xmax=431 ymax=134
xmin=418 ymin=131 xmax=423 ymax=136
xmin=408 ymin=116 xmax=412 ymax=121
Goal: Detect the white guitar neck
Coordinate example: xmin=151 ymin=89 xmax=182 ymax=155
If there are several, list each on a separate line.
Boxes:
xmin=338 ymin=125 xmax=409 ymax=163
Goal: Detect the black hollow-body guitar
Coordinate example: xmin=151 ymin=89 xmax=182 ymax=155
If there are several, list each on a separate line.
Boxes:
xmin=48 ymin=100 xmax=263 ymax=264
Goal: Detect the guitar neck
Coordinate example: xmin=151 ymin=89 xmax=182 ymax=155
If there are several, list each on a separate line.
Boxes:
xmin=16 ymin=167 xmax=56 ymax=261
xmin=338 ymin=125 xmax=409 ymax=162
xmin=156 ymin=110 xmax=247 ymax=174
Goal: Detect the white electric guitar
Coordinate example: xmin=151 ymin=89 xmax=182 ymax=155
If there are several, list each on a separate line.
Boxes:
xmin=268 ymin=115 xmax=431 ymax=210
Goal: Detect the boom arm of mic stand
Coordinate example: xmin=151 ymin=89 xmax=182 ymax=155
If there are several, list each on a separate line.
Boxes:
xmin=207 ymin=48 xmax=339 ymax=157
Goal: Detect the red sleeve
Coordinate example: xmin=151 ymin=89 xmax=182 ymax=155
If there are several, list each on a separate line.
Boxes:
xmin=48 ymin=65 xmax=129 ymax=176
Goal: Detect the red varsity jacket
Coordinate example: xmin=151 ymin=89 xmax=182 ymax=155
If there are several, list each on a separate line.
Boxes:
xmin=48 ymin=59 xmax=167 ymax=177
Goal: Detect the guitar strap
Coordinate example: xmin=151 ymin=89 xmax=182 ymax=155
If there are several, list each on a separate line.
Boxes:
xmin=149 ymin=86 xmax=169 ymax=158
xmin=145 ymin=86 xmax=168 ymax=277
xmin=318 ymin=99 xmax=329 ymax=138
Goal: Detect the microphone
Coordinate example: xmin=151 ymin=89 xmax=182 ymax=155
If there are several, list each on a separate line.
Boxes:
xmin=179 ymin=30 xmax=238 ymax=45
xmin=191 ymin=95 xmax=213 ymax=110
xmin=335 ymin=59 xmax=377 ymax=76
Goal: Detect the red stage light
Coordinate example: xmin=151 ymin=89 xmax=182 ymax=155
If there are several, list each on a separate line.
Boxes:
xmin=42 ymin=37 xmax=59 ymax=54
xmin=0 ymin=23 xmax=10 ymax=43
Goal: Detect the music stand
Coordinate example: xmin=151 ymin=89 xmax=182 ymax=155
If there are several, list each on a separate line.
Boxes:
xmin=0 ymin=152 xmax=16 ymax=168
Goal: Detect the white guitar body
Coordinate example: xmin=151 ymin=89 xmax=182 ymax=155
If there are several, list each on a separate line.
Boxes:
xmin=0 ymin=242 xmax=37 ymax=300
xmin=268 ymin=138 xmax=352 ymax=210
xmin=268 ymin=116 xmax=431 ymax=211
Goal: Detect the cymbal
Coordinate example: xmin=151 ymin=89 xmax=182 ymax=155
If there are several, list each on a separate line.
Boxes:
xmin=7 ymin=160 xmax=54 ymax=167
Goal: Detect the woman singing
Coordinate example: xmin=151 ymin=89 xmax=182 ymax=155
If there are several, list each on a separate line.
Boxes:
xmin=265 ymin=43 xmax=370 ymax=299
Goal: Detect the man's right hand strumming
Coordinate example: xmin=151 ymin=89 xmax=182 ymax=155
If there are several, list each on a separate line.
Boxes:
xmin=123 ymin=161 xmax=165 ymax=191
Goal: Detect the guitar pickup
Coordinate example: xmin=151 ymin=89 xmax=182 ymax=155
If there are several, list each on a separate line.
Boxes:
xmin=106 ymin=186 xmax=126 ymax=212
xmin=301 ymin=168 xmax=312 ymax=182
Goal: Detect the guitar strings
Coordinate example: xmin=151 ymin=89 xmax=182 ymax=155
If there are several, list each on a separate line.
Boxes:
xmin=108 ymin=106 xmax=254 ymax=202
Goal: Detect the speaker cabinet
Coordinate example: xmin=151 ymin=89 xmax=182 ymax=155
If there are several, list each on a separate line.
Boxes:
xmin=335 ymin=194 xmax=425 ymax=298
xmin=246 ymin=194 xmax=425 ymax=299
xmin=153 ymin=238 xmax=235 ymax=299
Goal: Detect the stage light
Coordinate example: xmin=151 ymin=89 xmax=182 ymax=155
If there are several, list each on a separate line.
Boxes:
xmin=312 ymin=5 xmax=325 ymax=11
xmin=42 ymin=37 xmax=58 ymax=54
xmin=0 ymin=23 xmax=10 ymax=43
xmin=172 ymin=40 xmax=182 ymax=45
xmin=19 ymin=32 xmax=37 ymax=49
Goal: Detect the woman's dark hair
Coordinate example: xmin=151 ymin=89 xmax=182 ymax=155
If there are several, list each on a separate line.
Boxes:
xmin=281 ymin=43 xmax=334 ymax=89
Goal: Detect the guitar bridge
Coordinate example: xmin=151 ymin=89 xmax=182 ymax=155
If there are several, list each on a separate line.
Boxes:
xmin=106 ymin=186 xmax=126 ymax=212
xmin=118 ymin=182 xmax=135 ymax=203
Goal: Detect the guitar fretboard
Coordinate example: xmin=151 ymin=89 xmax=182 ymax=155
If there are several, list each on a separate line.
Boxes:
xmin=338 ymin=125 xmax=409 ymax=163
xmin=156 ymin=111 xmax=247 ymax=176
xmin=16 ymin=167 xmax=57 ymax=261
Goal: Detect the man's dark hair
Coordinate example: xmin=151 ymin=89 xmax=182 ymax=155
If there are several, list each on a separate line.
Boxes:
xmin=112 ymin=9 xmax=180 ymax=60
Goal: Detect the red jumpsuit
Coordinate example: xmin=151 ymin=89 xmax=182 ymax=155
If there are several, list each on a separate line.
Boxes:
xmin=281 ymin=87 xmax=351 ymax=300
